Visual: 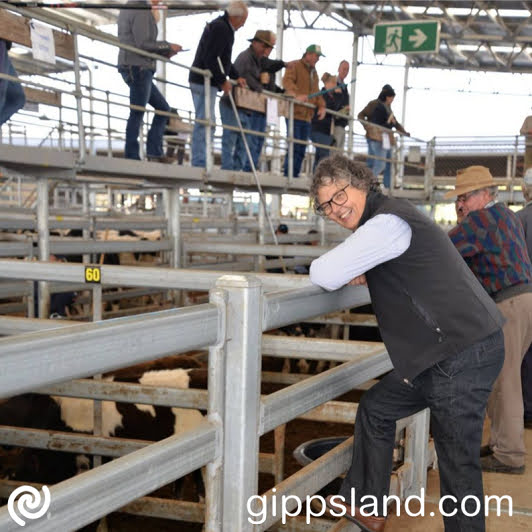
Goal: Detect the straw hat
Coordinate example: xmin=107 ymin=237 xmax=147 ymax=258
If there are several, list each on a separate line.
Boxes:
xmin=444 ymin=165 xmax=496 ymax=199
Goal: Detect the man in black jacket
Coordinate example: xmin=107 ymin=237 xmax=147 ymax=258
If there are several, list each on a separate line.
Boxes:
xmin=0 ymin=39 xmax=26 ymax=126
xmin=189 ymin=1 xmax=248 ymax=168
xmin=309 ymin=155 xmax=504 ymax=532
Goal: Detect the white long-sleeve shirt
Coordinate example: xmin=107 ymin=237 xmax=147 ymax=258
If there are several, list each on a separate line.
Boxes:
xmin=309 ymin=214 xmax=412 ymax=291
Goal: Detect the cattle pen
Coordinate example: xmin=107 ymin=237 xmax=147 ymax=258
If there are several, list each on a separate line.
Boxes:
xmin=0 ymin=260 xmax=431 ymax=531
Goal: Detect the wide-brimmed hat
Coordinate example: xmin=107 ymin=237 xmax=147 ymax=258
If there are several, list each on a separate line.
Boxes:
xmin=249 ymin=30 xmax=274 ymax=48
xmin=444 ymin=165 xmax=496 ymax=199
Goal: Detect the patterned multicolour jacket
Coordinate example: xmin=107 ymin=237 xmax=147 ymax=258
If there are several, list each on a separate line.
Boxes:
xmin=448 ymin=202 xmax=532 ymax=301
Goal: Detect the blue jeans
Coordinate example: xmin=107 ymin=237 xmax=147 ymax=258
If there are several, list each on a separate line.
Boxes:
xmin=340 ymin=329 xmax=504 ymax=531
xmin=220 ymin=101 xmax=251 ymax=171
xmin=284 ymin=119 xmax=311 ymax=177
xmin=310 ymin=130 xmax=333 ymax=172
xmin=0 ymin=46 xmax=26 ymax=126
xmin=243 ymin=111 xmax=267 ymax=172
xmin=118 ymin=66 xmax=170 ymax=160
xmin=366 ymin=138 xmax=387 ymax=179
xmin=190 ymin=82 xmax=218 ymax=167
xmin=522 ymin=343 xmax=532 ymax=421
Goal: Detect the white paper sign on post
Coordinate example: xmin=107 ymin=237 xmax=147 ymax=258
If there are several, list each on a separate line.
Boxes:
xmin=382 ymin=131 xmax=391 ymax=151
xmin=30 ymin=21 xmax=56 ymax=65
xmin=266 ymin=98 xmax=279 ymax=127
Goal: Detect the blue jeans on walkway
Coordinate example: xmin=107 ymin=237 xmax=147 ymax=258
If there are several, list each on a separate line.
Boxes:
xmin=243 ymin=111 xmax=267 ymax=172
xmin=0 ymin=45 xmax=26 ymax=126
xmin=339 ymin=329 xmax=504 ymax=531
xmin=522 ymin=343 xmax=532 ymax=421
xmin=119 ymin=66 xmax=170 ymax=160
xmin=310 ymin=130 xmax=333 ymax=172
xmin=190 ymin=82 xmax=218 ymax=167
xmin=284 ymin=119 xmax=312 ymax=177
xmin=366 ymin=138 xmax=387 ymax=180
xmin=220 ymin=101 xmax=251 ymax=171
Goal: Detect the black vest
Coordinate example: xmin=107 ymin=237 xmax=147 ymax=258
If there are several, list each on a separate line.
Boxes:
xmin=360 ymin=192 xmax=504 ymax=380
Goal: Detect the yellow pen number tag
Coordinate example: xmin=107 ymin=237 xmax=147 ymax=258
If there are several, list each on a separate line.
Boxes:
xmin=85 ymin=266 xmax=101 ymax=284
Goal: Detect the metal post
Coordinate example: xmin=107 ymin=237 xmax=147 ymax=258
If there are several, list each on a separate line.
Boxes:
xmin=318 ymin=216 xmax=326 ymax=246
xmin=424 ymin=137 xmax=436 ymax=199
xmin=37 ymin=179 xmax=50 ymax=319
xmin=106 ymin=90 xmax=112 ymax=157
xmin=205 ymin=287 xmax=227 ymax=532
xmin=157 ymin=9 xmax=167 ymax=98
xmin=205 ymin=75 xmax=213 ymax=175
xmin=168 ymin=186 xmax=181 ymax=269
xmin=73 ymin=31 xmax=86 ymax=163
xmin=347 ymin=33 xmax=358 ymax=157
xmin=275 ymin=0 xmax=284 ymax=88
xmin=403 ymin=408 xmax=430 ymax=498
xmin=218 ymin=275 xmax=263 ymax=532
xmin=257 ymin=201 xmax=265 ymax=272
xmin=398 ymin=58 xmax=411 ymax=186
xmin=88 ymin=68 xmax=95 ymax=155
xmin=288 ymin=100 xmax=294 ymax=180
xmin=92 ymin=284 xmax=103 ymax=468
xmin=82 ymin=183 xmax=90 ymax=264
xmin=512 ymin=135 xmax=519 ymax=178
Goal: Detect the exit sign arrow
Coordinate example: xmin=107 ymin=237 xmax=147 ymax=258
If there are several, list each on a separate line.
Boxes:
xmin=374 ymin=20 xmax=440 ymax=55
xmin=408 ymin=28 xmax=428 ymax=48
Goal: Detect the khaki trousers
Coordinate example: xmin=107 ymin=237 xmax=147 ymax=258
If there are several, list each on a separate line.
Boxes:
xmin=488 ymin=292 xmax=532 ymax=467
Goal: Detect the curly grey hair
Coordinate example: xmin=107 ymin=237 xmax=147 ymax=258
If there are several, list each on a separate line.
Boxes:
xmin=310 ymin=154 xmax=380 ymax=206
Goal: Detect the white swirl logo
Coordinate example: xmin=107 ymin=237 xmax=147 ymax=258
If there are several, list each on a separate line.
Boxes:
xmin=7 ymin=485 xmax=51 ymax=527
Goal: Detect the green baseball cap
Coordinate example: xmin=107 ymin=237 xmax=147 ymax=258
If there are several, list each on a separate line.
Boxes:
xmin=306 ymin=44 xmax=325 ymax=57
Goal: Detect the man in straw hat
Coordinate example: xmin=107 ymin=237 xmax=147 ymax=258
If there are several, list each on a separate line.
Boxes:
xmin=517 ymin=168 xmax=532 ymax=431
xmin=309 ymin=154 xmax=504 ymax=531
xmin=447 ymin=165 xmax=532 ymax=474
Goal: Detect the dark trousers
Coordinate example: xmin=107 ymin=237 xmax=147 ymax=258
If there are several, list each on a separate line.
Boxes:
xmin=310 ymin=130 xmax=333 ymax=171
xmin=522 ymin=343 xmax=532 ymax=421
xmin=340 ymin=329 xmax=504 ymax=531
xmin=243 ymin=111 xmax=267 ymax=172
xmin=284 ymin=119 xmax=311 ymax=177
xmin=119 ymin=66 xmax=170 ymax=160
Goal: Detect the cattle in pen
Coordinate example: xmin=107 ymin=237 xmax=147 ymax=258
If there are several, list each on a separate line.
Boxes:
xmin=0 ymin=367 xmax=206 ymax=500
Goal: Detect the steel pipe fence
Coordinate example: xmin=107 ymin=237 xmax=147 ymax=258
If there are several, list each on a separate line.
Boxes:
xmin=0 ymin=265 xmax=430 ymax=531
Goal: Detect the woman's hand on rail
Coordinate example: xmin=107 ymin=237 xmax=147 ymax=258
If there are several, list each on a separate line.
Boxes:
xmin=348 ymin=274 xmax=367 ymax=286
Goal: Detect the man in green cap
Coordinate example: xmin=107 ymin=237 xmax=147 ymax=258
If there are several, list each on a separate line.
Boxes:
xmin=282 ymin=44 xmax=326 ymax=177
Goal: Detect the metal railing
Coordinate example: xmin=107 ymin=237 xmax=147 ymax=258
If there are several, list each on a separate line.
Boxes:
xmin=0 ymin=260 xmax=432 ymax=531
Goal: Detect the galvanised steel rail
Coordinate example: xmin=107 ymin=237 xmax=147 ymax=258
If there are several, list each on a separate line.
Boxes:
xmin=0 ymin=261 xmax=429 ymax=532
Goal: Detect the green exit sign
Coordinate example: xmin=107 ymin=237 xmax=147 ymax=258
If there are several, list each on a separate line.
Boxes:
xmin=374 ymin=20 xmax=440 ymax=54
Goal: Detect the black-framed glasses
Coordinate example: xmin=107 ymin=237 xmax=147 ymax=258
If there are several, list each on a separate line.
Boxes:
xmin=455 ymin=190 xmax=480 ymax=203
xmin=314 ymin=185 xmax=349 ymax=216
